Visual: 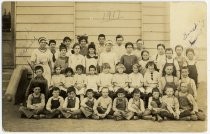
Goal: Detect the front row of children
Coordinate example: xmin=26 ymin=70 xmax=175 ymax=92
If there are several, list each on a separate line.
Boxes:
xmin=19 ymin=81 xmax=205 ymax=121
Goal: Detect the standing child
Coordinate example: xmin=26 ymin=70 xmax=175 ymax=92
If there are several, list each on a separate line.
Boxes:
xmin=177 ymin=82 xmax=199 ymax=120
xmin=63 ymin=67 xmax=75 ymax=91
xmin=186 ymin=48 xmax=198 ymax=88
xmin=120 ymin=42 xmax=138 ymax=74
xmin=174 ymin=45 xmax=187 ymax=70
xmin=97 ymin=63 xmax=114 ymax=98
xmin=80 ymin=89 xmax=97 ymax=118
xmin=160 ymin=48 xmax=180 ymax=79
xmin=113 ymin=88 xmax=130 ymax=120
xmin=61 ymin=87 xmax=81 ymax=119
xmin=128 ymin=64 xmax=144 ymax=97
xmin=45 ymin=87 xmax=64 ymax=118
xmin=19 ymin=85 xmax=45 ymax=119
xmin=85 ymin=42 xmax=99 ymax=74
xmin=92 ymin=87 xmax=113 ymax=120
xmin=54 ymin=43 xmax=69 ymax=73
xmin=112 ymin=64 xmax=129 ymax=94
xmin=112 ymin=35 xmax=126 ymax=62
xmin=96 ymin=34 xmax=106 ymax=55
xmin=63 ymin=36 xmax=73 ymax=57
xmin=138 ymin=50 xmax=150 ymax=75
xmin=49 ymin=65 xmax=66 ymax=98
xmin=143 ymin=61 xmax=160 ymax=108
xmin=78 ymin=35 xmax=88 ymax=56
xmin=179 ymin=66 xmax=197 ymax=100
xmin=127 ymin=88 xmax=145 ymax=120
xmin=99 ymin=40 xmax=118 ymax=73
xmin=74 ymin=65 xmax=86 ymax=100
xmin=134 ymin=39 xmax=145 ymax=61
xmin=48 ymin=40 xmax=59 ymax=68
xmin=159 ymin=86 xmax=180 ymax=120
xmin=68 ymin=43 xmax=85 ymax=72
xmin=153 ymin=44 xmax=166 ymax=72
xmin=86 ymin=65 xmax=100 ymax=98
xmin=159 ymin=64 xmax=179 ymax=95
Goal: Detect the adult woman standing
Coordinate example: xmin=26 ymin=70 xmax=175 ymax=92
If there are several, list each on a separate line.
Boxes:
xmin=30 ymin=37 xmax=53 ymax=85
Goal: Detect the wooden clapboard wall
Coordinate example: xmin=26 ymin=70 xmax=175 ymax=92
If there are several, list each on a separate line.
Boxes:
xmin=15 ymin=2 xmax=75 ymax=66
xmin=75 ymin=2 xmax=142 ymax=43
xmin=142 ymin=2 xmax=170 ymax=54
xmin=14 ymin=2 xmax=170 ymax=66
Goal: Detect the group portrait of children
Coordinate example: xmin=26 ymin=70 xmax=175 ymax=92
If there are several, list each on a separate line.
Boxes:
xmin=19 ymin=34 xmax=205 ymax=122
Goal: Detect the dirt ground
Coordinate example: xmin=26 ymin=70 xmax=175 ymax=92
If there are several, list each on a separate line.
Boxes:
xmin=2 ymin=82 xmax=207 ymax=132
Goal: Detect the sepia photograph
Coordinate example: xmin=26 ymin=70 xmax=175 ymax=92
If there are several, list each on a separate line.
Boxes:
xmin=1 ymin=0 xmax=207 ymax=132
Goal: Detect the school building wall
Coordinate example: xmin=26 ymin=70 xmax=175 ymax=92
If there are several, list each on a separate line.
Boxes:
xmin=14 ymin=2 xmax=170 ymax=67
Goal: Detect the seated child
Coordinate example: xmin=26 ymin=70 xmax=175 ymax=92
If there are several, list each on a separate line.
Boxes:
xmin=159 ymin=64 xmax=179 ymax=95
xmin=49 ymin=65 xmax=66 ymax=98
xmin=61 ymin=87 xmax=81 ymax=119
xmin=159 ymin=86 xmax=180 ymax=120
xmin=112 ymin=64 xmax=129 ymax=93
xmin=25 ymin=65 xmax=48 ymax=100
xmin=19 ymin=85 xmax=45 ymax=119
xmin=138 ymin=50 xmax=150 ymax=75
xmin=92 ymin=87 xmax=113 ymax=120
xmin=128 ymin=64 xmax=144 ymax=96
xmin=143 ymin=61 xmax=160 ymax=108
xmin=120 ymin=42 xmax=138 ymax=74
xmin=177 ymin=82 xmax=199 ymax=121
xmin=112 ymin=88 xmax=130 ymax=120
xmin=186 ymin=48 xmax=198 ymax=88
xmin=54 ymin=43 xmax=69 ymax=73
xmin=80 ymin=89 xmax=97 ymax=118
xmin=63 ymin=67 xmax=75 ymax=90
xmin=86 ymin=65 xmax=100 ymax=98
xmin=97 ymin=63 xmax=114 ymax=98
xmin=74 ymin=65 xmax=86 ymax=100
xmin=179 ymin=66 xmax=197 ymax=100
xmin=143 ymin=88 xmax=164 ymax=121
xmin=45 ymin=87 xmax=64 ymax=118
xmin=127 ymin=88 xmax=145 ymax=120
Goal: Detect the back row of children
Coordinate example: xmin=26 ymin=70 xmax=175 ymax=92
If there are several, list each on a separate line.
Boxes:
xmin=20 ymin=79 xmax=205 ymax=121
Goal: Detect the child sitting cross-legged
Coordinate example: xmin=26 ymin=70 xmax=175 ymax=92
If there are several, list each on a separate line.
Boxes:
xmin=19 ymin=85 xmax=45 ymax=119
xmin=61 ymin=87 xmax=81 ymax=119
xmin=92 ymin=87 xmax=113 ymax=120
xmin=127 ymin=88 xmax=145 ymax=120
xmin=112 ymin=88 xmax=131 ymax=121
xmin=80 ymin=89 xmax=97 ymax=118
xmin=45 ymin=87 xmax=64 ymax=119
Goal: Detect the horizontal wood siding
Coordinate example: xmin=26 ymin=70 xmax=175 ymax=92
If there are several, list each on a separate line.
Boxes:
xmin=75 ymin=2 xmax=142 ymax=43
xmin=142 ymin=2 xmax=170 ymax=50
xmin=15 ymin=2 xmax=75 ymax=66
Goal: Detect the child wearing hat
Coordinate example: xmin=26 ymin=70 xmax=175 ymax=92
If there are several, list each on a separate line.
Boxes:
xmin=127 ymin=88 xmax=145 ymax=120
xmin=31 ymin=37 xmax=52 ymax=85
xmin=80 ymin=89 xmax=97 ymax=118
xmin=112 ymin=64 xmax=129 ymax=94
xmin=113 ymin=88 xmax=131 ymax=120
xmin=85 ymin=42 xmax=99 ymax=74
xmin=45 ymin=87 xmax=64 ymax=118
xmin=99 ymin=40 xmax=118 ymax=73
xmin=19 ymin=85 xmax=45 ymax=119
xmin=61 ymin=87 xmax=81 ymax=119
